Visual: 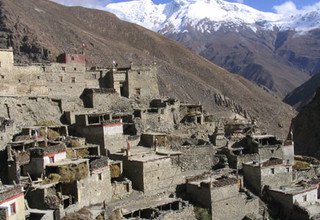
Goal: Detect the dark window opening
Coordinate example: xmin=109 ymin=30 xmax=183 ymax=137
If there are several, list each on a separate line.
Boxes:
xmin=49 ymin=156 xmax=54 ymax=163
xmin=135 ymin=88 xmax=141 ymax=96
xmin=271 ymin=168 xmax=275 ymax=174
xmin=71 ymin=77 xmax=76 ymax=83
xmin=98 ymin=173 xmax=102 ymax=180
xmin=74 ymin=67 xmax=77 ymax=71
xmin=59 ymin=76 xmax=63 ymax=82
xmin=37 ymin=76 xmax=40 ymax=79
xmin=88 ymin=116 xmax=100 ymax=124
xmin=10 ymin=203 xmax=16 ymax=215
xmin=303 ymin=195 xmax=307 ymax=202
xmin=42 ymin=67 xmax=46 ymax=72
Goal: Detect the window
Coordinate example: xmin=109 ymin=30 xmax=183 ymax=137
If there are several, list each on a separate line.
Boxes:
xmin=270 ymin=168 xmax=275 ymax=174
xmin=49 ymin=156 xmax=54 ymax=163
xmin=9 ymin=203 xmax=16 ymax=215
xmin=37 ymin=76 xmax=40 ymax=80
xmin=98 ymin=173 xmax=102 ymax=180
xmin=74 ymin=67 xmax=77 ymax=71
xmin=71 ymin=77 xmax=76 ymax=83
xmin=1 ymin=75 xmax=4 ymax=79
xmin=18 ymin=79 xmax=21 ymax=83
xmin=59 ymin=76 xmax=63 ymax=82
xmin=135 ymin=88 xmax=141 ymax=95
xmin=271 ymin=149 xmax=274 ymax=154
xmin=286 ymin=168 xmax=290 ymax=173
xmin=303 ymin=195 xmax=307 ymax=202
xmin=42 ymin=67 xmax=46 ymax=72
xmin=137 ymin=71 xmax=141 ymax=75
xmin=71 ymin=56 xmax=75 ymax=61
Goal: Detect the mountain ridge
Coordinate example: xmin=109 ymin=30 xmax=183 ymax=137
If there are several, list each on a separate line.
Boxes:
xmin=0 ymin=0 xmax=295 ymax=138
xmin=105 ymin=0 xmax=320 ymax=97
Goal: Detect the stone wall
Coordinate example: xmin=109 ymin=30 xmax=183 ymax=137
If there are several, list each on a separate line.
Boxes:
xmin=112 ymin=179 xmax=132 ymax=200
xmin=77 ymin=166 xmax=112 ymax=206
xmin=172 ymin=145 xmax=217 ymax=171
xmin=211 ymin=194 xmax=259 ymax=220
xmin=211 ymin=183 xmax=239 ymax=202
xmin=142 ymin=157 xmax=182 ymax=194
xmin=186 ymin=183 xmax=211 ymax=208
xmin=127 ymin=65 xmax=159 ymax=99
xmin=226 ymin=151 xmax=259 ymax=170
xmin=260 ymin=165 xmax=292 ymax=191
xmin=243 ymin=164 xmax=262 ymax=194
xmin=123 ymin=159 xmax=144 ymax=191
xmin=123 ymin=156 xmax=182 ymax=194
xmin=243 ymin=163 xmax=292 ymax=194
xmin=0 ymin=97 xmax=62 ymax=137
xmin=258 ymin=146 xmax=283 ymax=161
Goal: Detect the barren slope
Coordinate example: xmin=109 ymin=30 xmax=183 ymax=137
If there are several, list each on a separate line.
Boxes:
xmin=0 ymin=0 xmax=295 ymax=138
xmin=284 ymin=73 xmax=320 ymax=111
xmin=292 ymin=88 xmax=320 ymax=158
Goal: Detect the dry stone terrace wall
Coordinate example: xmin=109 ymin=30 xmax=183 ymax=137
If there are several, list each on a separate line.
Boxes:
xmin=172 ymin=145 xmax=218 ymax=171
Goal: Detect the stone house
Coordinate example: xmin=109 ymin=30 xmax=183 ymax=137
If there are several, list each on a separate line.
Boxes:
xmin=123 ymin=153 xmax=182 ymax=195
xmin=105 ymin=64 xmax=159 ymax=99
xmin=179 ymin=103 xmax=204 ymax=124
xmin=186 ymin=172 xmax=260 ymax=220
xmin=243 ymin=158 xmax=293 ymax=194
xmin=140 ymin=133 xmax=168 ymax=149
xmin=227 ymin=134 xmax=294 ymax=169
xmin=74 ymin=113 xmax=127 ymax=155
xmin=0 ymin=185 xmax=25 ymax=220
xmin=267 ymin=183 xmax=320 ymax=220
xmin=24 ymin=143 xmax=67 ymax=179
xmin=27 ymin=157 xmax=112 ymax=218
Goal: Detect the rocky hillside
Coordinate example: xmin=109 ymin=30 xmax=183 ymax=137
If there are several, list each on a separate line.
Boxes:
xmin=106 ymin=0 xmax=320 ymax=97
xmin=284 ymin=73 xmax=320 ymax=111
xmin=0 ymin=0 xmax=296 ymax=138
xmin=292 ymin=88 xmax=320 ymax=158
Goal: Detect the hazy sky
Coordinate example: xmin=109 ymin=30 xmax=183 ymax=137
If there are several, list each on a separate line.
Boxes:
xmin=51 ymin=0 xmax=320 ymax=13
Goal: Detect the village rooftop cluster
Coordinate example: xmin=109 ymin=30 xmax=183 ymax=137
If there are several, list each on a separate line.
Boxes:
xmin=0 ymin=48 xmax=319 ymax=220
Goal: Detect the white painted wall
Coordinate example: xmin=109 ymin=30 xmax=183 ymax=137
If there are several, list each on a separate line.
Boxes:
xmin=293 ymin=188 xmax=319 ymax=204
xmin=103 ymin=122 xmax=123 ymax=136
xmin=43 ymin=151 xmax=66 ymax=167
xmin=0 ymin=193 xmax=24 ymax=218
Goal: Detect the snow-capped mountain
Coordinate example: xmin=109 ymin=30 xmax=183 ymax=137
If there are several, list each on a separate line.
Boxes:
xmin=105 ymin=0 xmax=320 ymax=98
xmin=105 ymin=0 xmax=320 ymax=33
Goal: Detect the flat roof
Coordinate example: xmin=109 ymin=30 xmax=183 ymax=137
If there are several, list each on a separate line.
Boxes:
xmin=129 ymin=153 xmax=169 ymax=162
xmin=251 ymin=134 xmax=276 ymax=139
xmin=142 ymin=132 xmax=167 ymax=136
xmin=244 ymin=158 xmax=284 ymax=167
xmin=269 ymin=184 xmax=318 ymax=195
xmin=46 ymin=158 xmax=88 ymax=167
